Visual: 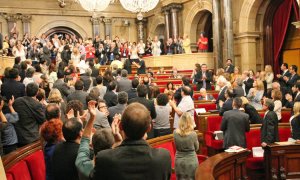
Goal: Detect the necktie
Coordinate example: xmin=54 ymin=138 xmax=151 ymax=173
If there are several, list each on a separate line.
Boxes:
xmin=203 ymin=73 xmax=206 ymax=89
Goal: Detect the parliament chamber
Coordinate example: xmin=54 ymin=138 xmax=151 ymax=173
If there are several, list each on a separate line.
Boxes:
xmin=1 ymin=0 xmax=300 ymax=180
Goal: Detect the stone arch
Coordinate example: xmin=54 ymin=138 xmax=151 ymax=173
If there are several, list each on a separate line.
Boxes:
xmin=37 ymin=20 xmax=88 ymax=38
xmin=183 ymin=0 xmax=212 ymax=39
xmin=148 ymin=16 xmax=165 ymax=38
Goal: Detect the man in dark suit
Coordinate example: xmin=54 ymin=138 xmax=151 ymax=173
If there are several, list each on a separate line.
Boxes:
xmin=284 ymin=82 xmax=300 ymax=108
xmin=225 ymin=59 xmax=235 ymax=74
xmin=276 ymin=63 xmax=291 ymax=89
xmin=198 ymin=88 xmax=215 ymax=101
xmin=79 ymin=68 xmax=95 ymax=92
xmin=117 ymin=69 xmax=132 ymax=92
xmin=216 ymin=76 xmax=228 ymax=110
xmin=284 ymin=65 xmax=299 ymax=90
xmin=91 ymin=103 xmax=171 ymax=180
xmin=108 ymin=91 xmax=127 ymax=124
xmin=261 ymin=99 xmax=279 ymax=147
xmin=1 ymin=68 xmax=25 ymax=102
xmin=88 ymin=60 xmax=99 ymax=78
xmin=67 ymin=80 xmax=89 ymax=109
xmin=242 ymin=71 xmax=254 ymax=96
xmin=219 ymin=88 xmax=234 ymax=116
xmin=128 ymin=84 xmax=157 ymax=120
xmin=103 ymin=81 xmax=118 ymax=108
xmin=13 ymin=83 xmax=45 ymax=147
xmin=174 ymin=76 xmax=194 ymax=104
xmin=53 ymin=71 xmax=72 ymax=100
xmin=126 ymin=78 xmax=139 ymax=100
xmin=221 ymin=97 xmax=250 ymax=149
xmin=194 ymin=64 xmax=213 ymax=90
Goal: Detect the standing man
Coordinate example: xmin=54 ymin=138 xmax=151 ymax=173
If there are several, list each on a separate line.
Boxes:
xmin=242 ymin=71 xmax=254 ymax=96
xmin=197 ymin=32 xmax=208 ymax=52
xmin=276 ymin=63 xmax=291 ymax=88
xmin=283 ymin=65 xmax=299 ymax=90
xmin=194 ymin=64 xmax=213 ymax=90
xmin=225 ymin=59 xmax=235 ymax=74
xmin=117 ymin=70 xmax=132 ymax=92
xmin=132 ymin=55 xmax=146 ymax=75
xmin=170 ymin=86 xmax=195 ymax=129
xmin=221 ymin=97 xmax=250 ymax=149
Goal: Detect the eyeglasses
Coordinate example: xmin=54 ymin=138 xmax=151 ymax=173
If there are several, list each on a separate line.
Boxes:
xmin=98 ymin=105 xmax=107 ymax=109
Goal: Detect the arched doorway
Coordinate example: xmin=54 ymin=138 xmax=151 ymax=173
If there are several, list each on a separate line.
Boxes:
xmin=44 ymin=26 xmax=82 ymax=40
xmin=190 ymin=10 xmax=213 ymax=52
xmin=154 ymin=24 xmax=166 ymax=40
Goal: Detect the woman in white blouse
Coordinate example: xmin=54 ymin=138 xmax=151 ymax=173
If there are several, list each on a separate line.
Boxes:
xmin=265 ymin=65 xmax=274 ymax=91
xmin=271 ymin=89 xmax=282 ymax=121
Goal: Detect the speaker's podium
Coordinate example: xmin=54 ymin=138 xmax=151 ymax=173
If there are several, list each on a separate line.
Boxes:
xmin=265 ymin=142 xmax=300 ymax=180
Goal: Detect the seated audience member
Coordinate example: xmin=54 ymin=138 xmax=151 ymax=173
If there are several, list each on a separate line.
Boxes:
xmin=103 ymin=81 xmax=118 ymax=108
xmin=174 ymin=76 xmax=194 ymax=104
xmin=240 ymin=97 xmax=262 ymax=124
xmin=153 ymin=93 xmax=171 ymax=137
xmin=291 ymin=102 xmax=300 ymax=140
xmin=108 ymin=92 xmax=128 ymax=124
xmin=52 ymin=117 xmax=83 ymax=180
xmin=13 ymin=83 xmax=45 ymax=147
xmin=117 ymin=69 xmax=132 ymax=92
xmin=174 ymin=112 xmax=199 ymax=180
xmin=126 ymin=78 xmax=139 ymax=100
xmin=219 ymin=88 xmax=234 ymax=116
xmin=2 ymin=96 xmax=19 ymax=155
xmin=67 ymin=80 xmax=89 ymax=109
xmin=40 ymin=119 xmax=63 ymax=180
xmin=216 ymin=76 xmax=228 ymax=110
xmin=128 ymin=84 xmax=157 ymax=120
xmin=164 ymin=82 xmax=176 ymax=94
xmin=170 ymin=86 xmax=194 ymax=129
xmin=198 ymin=88 xmax=215 ymax=101
xmin=284 ymin=82 xmax=300 ymax=108
xmin=247 ymin=79 xmax=264 ymax=110
xmin=221 ymin=97 xmax=250 ymax=149
xmin=91 ymin=103 xmax=172 ymax=180
xmin=271 ymin=89 xmax=282 ymax=121
xmin=48 ymin=88 xmax=67 ymax=122
xmin=261 ymin=99 xmax=279 ymax=147
xmin=233 ymin=77 xmax=245 ymax=97
xmin=266 ymin=82 xmax=281 ymax=99
xmin=95 ymin=75 xmax=107 ymax=99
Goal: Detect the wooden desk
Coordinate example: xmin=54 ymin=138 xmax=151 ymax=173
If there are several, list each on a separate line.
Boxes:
xmin=265 ymin=143 xmax=300 ymax=180
xmin=195 ymin=150 xmax=250 ymax=180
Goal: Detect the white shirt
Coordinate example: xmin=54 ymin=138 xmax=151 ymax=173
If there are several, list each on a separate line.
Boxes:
xmin=174 ymin=95 xmax=195 ymax=129
xmin=274 ymin=100 xmax=282 ymax=120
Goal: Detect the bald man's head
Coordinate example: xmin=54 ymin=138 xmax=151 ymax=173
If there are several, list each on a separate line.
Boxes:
xmin=121 ymin=103 xmax=151 ymax=140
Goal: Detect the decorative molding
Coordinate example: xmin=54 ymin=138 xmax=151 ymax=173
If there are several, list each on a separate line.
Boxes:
xmin=90 ymin=17 xmax=102 ymax=25
xmin=103 ymin=18 xmax=112 ymax=24
xmin=2 ymin=13 xmax=20 ymax=22
xmin=21 ymin=14 xmax=32 ymax=23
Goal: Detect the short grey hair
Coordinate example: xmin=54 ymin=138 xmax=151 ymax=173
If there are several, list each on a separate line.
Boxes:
xmin=85 ymin=68 xmax=92 ymax=76
xmin=117 ymin=91 xmax=128 ymax=104
xmin=236 ymin=77 xmax=243 ymax=86
xmin=121 ymin=69 xmax=128 ymax=77
xmin=92 ymin=128 xmax=115 ymax=155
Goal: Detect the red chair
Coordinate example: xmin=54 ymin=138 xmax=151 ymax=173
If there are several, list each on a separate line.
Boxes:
xmin=211 ymin=93 xmax=218 ymax=100
xmin=6 ymin=161 xmax=32 ymax=180
xmin=278 ymin=126 xmax=291 ymax=142
xmin=195 ymin=103 xmax=217 ymax=111
xmin=204 ymin=115 xmax=223 ymax=153
xmin=153 ymin=141 xmax=176 ymax=168
xmin=245 ymin=129 xmax=264 ymax=170
xmin=281 ymin=111 xmax=291 ymax=123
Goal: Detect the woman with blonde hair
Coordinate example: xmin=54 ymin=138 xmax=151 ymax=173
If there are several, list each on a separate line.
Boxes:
xmin=71 ymin=47 xmax=81 ymax=67
xmin=271 ymin=89 xmax=282 ymax=121
xmin=231 ymin=66 xmax=241 ymax=84
xmin=247 ymin=79 xmax=264 ymax=110
xmin=290 ymin=102 xmax=300 ymax=140
xmin=48 ymin=88 xmax=67 ymax=122
xmin=214 ymin=68 xmax=225 ymax=90
xmin=259 ymin=71 xmax=268 ymax=96
xmin=174 ymin=112 xmax=199 ymax=180
xmin=265 ymin=65 xmax=274 ymax=91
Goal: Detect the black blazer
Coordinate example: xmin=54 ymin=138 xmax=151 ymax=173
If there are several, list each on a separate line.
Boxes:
xmin=221 ymin=109 xmax=250 ymax=149
xmin=216 ymin=86 xmax=228 ymax=110
xmin=103 ymin=91 xmax=118 ymax=108
xmin=194 ymin=71 xmax=213 ymax=90
xmin=279 ymin=70 xmax=291 ymax=88
xmin=225 ymin=64 xmax=235 ymax=74
xmin=244 ymin=104 xmax=262 ymax=124
xmin=233 ymin=86 xmax=244 ymax=97
xmin=219 ymin=98 xmax=233 ymax=116
xmin=291 ymin=115 xmax=300 ymax=140
xmin=261 ymin=111 xmax=279 ymax=144
xmin=126 ymin=88 xmax=138 ymax=100
xmin=286 ymin=74 xmax=299 ymax=89
xmin=92 ymin=139 xmax=171 ymax=180
xmin=1 ymin=79 xmax=25 ymax=101
xmin=244 ymin=78 xmax=254 ymax=96
xmin=128 ymin=97 xmax=157 ymax=119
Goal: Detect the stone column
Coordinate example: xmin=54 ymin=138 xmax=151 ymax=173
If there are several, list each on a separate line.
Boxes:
xmin=224 ymin=0 xmax=234 ymax=62
xmin=236 ymin=33 xmax=260 ymax=72
xmin=212 ymin=0 xmax=223 ymax=68
xmin=3 ymin=14 xmax=19 ymax=37
xmin=169 ymin=4 xmax=182 ymax=38
xmin=90 ymin=17 xmax=101 ymax=38
xmin=103 ymin=18 xmax=112 ymax=37
xmin=136 ymin=19 xmax=147 ymax=41
xmin=21 ymin=15 xmax=32 ymax=36
xmin=162 ymin=7 xmax=170 ymax=39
